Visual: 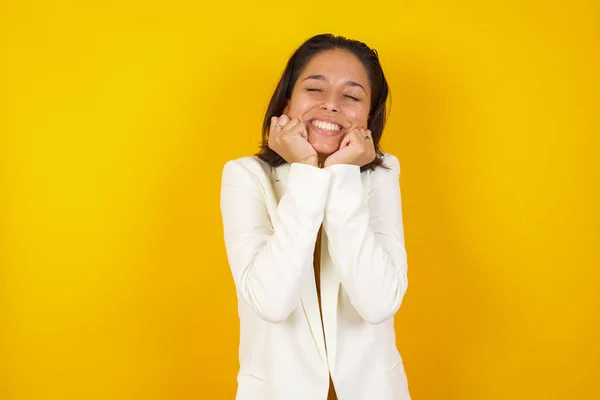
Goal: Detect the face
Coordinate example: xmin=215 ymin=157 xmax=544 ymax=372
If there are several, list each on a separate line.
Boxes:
xmin=283 ymin=49 xmax=372 ymax=157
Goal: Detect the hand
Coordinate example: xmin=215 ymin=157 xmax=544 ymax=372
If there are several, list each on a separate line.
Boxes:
xmin=323 ymin=128 xmax=375 ymax=168
xmin=268 ymin=115 xmax=318 ymax=167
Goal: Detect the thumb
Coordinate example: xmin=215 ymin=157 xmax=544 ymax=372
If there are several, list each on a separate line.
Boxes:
xmin=298 ymin=122 xmax=309 ymax=140
xmin=339 ymin=132 xmax=353 ymax=150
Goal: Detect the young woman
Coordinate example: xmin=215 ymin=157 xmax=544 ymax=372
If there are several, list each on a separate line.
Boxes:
xmin=220 ymin=33 xmax=411 ymax=400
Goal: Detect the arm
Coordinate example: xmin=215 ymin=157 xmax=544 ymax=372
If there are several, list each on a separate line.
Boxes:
xmin=322 ymin=154 xmax=408 ymax=325
xmin=220 ymin=159 xmax=331 ymax=323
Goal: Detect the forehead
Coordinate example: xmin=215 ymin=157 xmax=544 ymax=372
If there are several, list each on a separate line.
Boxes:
xmin=300 ymin=49 xmax=370 ymax=88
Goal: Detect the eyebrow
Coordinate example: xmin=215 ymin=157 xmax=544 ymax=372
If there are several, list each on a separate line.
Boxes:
xmin=302 ymin=74 xmax=366 ymax=93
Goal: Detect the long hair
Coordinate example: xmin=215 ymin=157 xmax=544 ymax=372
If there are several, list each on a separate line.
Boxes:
xmin=256 ymin=33 xmax=391 ymax=172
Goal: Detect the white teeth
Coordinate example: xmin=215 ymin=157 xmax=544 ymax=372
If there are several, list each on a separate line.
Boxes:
xmin=311 ymin=120 xmax=341 ymax=132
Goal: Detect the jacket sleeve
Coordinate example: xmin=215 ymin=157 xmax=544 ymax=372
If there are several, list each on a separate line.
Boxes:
xmin=220 ymin=159 xmax=331 ymax=323
xmin=322 ymin=155 xmax=408 ymax=325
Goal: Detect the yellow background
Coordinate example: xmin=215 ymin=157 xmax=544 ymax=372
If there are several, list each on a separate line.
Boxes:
xmin=1 ymin=1 xmax=599 ymax=399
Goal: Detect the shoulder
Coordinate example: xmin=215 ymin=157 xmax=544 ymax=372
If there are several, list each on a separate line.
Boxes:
xmin=222 ymin=155 xmax=271 ymax=175
xmin=221 ymin=155 xmax=273 ymax=186
xmin=381 ymin=152 xmax=400 ymax=172
xmin=361 ymin=152 xmax=401 ymax=191
xmin=372 ymin=152 xmax=401 ymax=176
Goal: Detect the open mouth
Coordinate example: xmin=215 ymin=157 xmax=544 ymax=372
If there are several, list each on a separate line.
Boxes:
xmin=310 ymin=119 xmax=342 ymax=133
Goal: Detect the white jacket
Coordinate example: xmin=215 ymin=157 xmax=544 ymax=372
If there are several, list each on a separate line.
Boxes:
xmin=220 ymin=153 xmax=411 ymax=400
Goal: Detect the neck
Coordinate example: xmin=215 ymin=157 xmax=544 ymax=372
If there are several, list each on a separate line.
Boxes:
xmin=317 ymin=153 xmax=328 ymax=168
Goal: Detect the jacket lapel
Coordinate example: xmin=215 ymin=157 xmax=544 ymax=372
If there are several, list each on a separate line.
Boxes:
xmin=300 ymin=265 xmax=328 ymax=365
xmin=320 ymin=228 xmax=340 ymax=372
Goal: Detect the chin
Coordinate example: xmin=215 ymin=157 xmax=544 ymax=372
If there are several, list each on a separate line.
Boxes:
xmin=313 ymin=146 xmax=337 ymax=159
xmin=310 ymin=141 xmax=341 ymax=157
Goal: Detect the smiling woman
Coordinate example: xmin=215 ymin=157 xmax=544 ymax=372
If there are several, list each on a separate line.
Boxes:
xmin=220 ymin=34 xmax=410 ymax=400
xmin=258 ymin=34 xmax=389 ymax=170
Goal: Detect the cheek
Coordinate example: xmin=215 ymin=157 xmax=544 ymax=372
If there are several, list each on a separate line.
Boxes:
xmin=347 ymin=107 xmax=370 ymax=127
xmin=287 ymin=94 xmax=314 ymax=117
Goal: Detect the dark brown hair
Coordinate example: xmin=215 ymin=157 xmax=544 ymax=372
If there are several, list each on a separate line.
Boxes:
xmin=256 ymin=33 xmax=391 ymax=172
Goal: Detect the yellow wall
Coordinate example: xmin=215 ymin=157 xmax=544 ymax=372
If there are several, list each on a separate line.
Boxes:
xmin=2 ymin=1 xmax=598 ymax=399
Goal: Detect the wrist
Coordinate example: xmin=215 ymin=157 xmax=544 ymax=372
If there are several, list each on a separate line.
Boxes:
xmin=298 ymin=154 xmax=318 ymax=167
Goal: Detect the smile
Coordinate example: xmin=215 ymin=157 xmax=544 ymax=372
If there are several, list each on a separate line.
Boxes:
xmin=311 ymin=119 xmax=341 ymax=132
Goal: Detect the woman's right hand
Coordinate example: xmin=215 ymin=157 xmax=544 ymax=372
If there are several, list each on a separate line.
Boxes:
xmin=268 ymin=115 xmax=318 ymax=167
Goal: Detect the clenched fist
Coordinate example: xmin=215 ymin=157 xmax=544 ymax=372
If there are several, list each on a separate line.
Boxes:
xmin=268 ymin=115 xmax=318 ymax=167
xmin=323 ymin=128 xmax=375 ymax=168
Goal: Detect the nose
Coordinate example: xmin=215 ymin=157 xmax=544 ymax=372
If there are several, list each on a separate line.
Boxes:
xmin=320 ymin=92 xmax=340 ymax=113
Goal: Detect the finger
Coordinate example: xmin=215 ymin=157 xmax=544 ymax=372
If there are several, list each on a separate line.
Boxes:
xmin=346 ymin=128 xmax=363 ymax=143
xmin=355 ymin=128 xmax=372 ymax=144
xmin=289 ymin=119 xmax=308 ymax=139
xmin=270 ymin=116 xmax=280 ymax=133
xmin=345 ymin=128 xmax=368 ymax=150
xmin=272 ymin=115 xmax=289 ymax=134
xmin=298 ymin=123 xmax=309 ymax=140
xmin=278 ymin=114 xmax=290 ymax=128
xmin=295 ymin=120 xmax=309 ymax=138
xmin=339 ymin=131 xmax=353 ymax=149
xmin=283 ymin=118 xmax=302 ymax=135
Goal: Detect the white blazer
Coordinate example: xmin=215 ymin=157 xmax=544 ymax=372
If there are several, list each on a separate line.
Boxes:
xmin=220 ymin=153 xmax=411 ymax=400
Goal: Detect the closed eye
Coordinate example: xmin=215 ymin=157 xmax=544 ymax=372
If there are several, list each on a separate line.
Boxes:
xmin=306 ymin=88 xmax=322 ymax=92
xmin=345 ymin=95 xmax=360 ymax=101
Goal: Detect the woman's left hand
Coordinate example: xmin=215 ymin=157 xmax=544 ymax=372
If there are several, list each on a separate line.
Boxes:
xmin=323 ymin=128 xmax=376 ymax=168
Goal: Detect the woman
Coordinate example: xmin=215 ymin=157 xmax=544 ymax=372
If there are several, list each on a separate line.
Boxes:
xmin=220 ymin=34 xmax=410 ymax=400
